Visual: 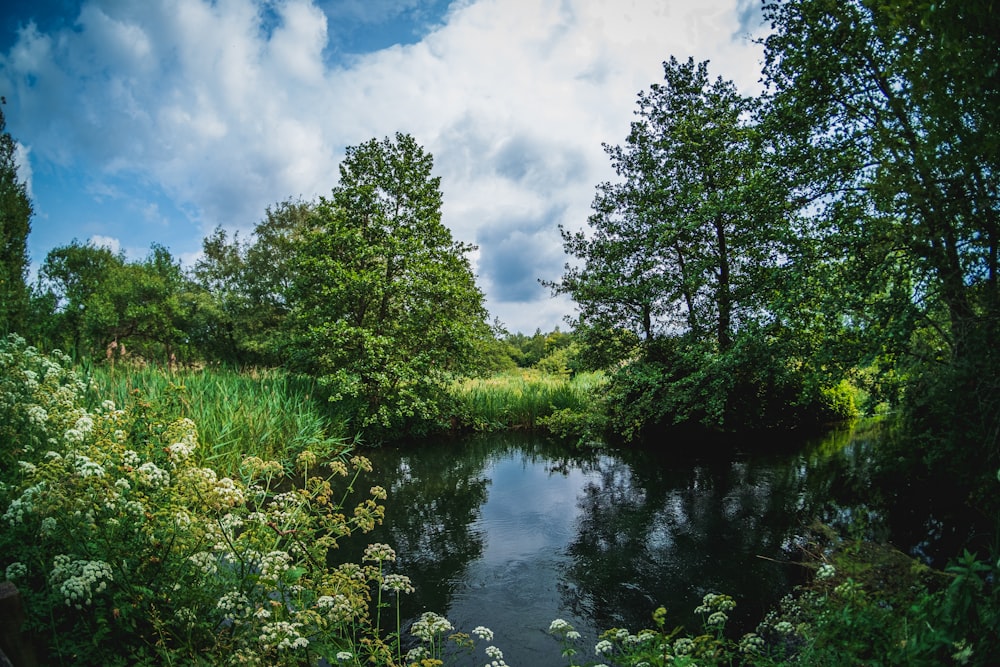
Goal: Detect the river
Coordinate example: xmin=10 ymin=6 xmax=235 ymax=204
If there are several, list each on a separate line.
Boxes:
xmin=336 ymin=421 xmax=888 ymax=665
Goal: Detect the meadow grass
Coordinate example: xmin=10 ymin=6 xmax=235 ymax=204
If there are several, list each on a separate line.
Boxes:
xmin=450 ymin=369 xmax=607 ymax=431
xmin=82 ymin=363 xmax=350 ymax=473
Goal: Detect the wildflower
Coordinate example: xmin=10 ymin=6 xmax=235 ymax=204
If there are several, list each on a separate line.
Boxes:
xmin=40 ymin=516 xmax=57 ymax=536
xmin=217 ymin=591 xmax=253 ymax=620
xmin=739 ymin=633 xmax=765 ymax=654
xmin=816 ymin=563 xmax=836 ymax=580
xmin=5 ymin=562 xmax=27 ymax=581
xmin=189 ymin=551 xmax=219 ymax=576
xmin=49 ymin=557 xmax=113 ymax=609
xmin=26 ymin=405 xmax=47 ymax=425
xmin=296 ymin=449 xmax=318 ymax=471
xmin=328 ymin=460 xmax=349 ymax=476
xmin=485 ymin=645 xmax=504 ymax=660
xmin=549 ymin=618 xmax=573 ymax=634
xmin=350 ymin=455 xmax=372 ymax=473
xmin=363 ymin=543 xmax=396 ymax=563
xmin=473 ymin=626 xmax=494 ymax=642
xmin=136 ymin=462 xmax=170 ymax=489
xmin=381 ymin=573 xmax=415 ymax=594
xmin=673 ymin=637 xmax=694 ymax=655
xmin=370 ymin=485 xmax=388 ymax=500
xmin=595 ymin=639 xmax=614 ymax=655
xmin=335 ymin=652 xmax=353 ymax=662
xmin=707 ymin=611 xmax=728 ymax=628
xmin=411 ymin=611 xmax=454 ymax=642
xmin=774 ymin=621 xmax=795 ymax=635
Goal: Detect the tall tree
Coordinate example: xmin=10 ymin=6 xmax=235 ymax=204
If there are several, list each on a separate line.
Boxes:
xmin=291 ymin=133 xmax=489 ymax=437
xmin=761 ymin=0 xmax=1000 ymax=503
xmin=0 ymin=103 xmax=33 ymax=335
xmin=761 ymin=0 xmax=999 ymax=359
xmin=555 ymin=58 xmax=782 ymax=354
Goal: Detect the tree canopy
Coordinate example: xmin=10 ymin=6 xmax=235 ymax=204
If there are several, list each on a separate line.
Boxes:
xmin=289 ymin=133 xmax=489 ymax=436
xmin=0 ymin=103 xmax=32 ymax=336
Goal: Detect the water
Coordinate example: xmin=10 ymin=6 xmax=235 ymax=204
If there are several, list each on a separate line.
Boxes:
xmin=335 ymin=423 xmax=885 ymax=665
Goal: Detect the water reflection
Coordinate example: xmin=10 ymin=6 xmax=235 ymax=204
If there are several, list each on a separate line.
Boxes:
xmin=336 ymin=426 xmax=877 ymax=666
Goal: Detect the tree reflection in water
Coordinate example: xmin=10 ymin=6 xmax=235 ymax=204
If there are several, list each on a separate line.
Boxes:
xmin=333 ymin=426 xmax=880 ymax=665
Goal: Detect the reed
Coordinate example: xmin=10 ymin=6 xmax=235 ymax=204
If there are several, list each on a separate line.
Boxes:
xmin=451 ymin=369 xmax=607 ymax=430
xmin=83 ymin=364 xmax=350 ymax=473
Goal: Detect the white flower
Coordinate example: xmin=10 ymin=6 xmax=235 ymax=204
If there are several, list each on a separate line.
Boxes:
xmin=707 ymin=611 xmax=728 ymax=627
xmin=5 ymin=562 xmax=27 ymax=581
xmin=473 ymin=626 xmax=494 ymax=641
xmin=410 ymin=611 xmax=454 ymax=641
xmin=816 ymin=563 xmax=836 ymax=580
xmin=595 ymin=639 xmax=614 ymax=655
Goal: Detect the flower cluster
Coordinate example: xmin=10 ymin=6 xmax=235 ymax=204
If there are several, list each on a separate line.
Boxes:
xmin=411 ymin=611 xmax=455 ymax=642
xmin=49 ymin=556 xmax=114 ymax=609
xmin=0 ymin=337 xmax=395 ymax=666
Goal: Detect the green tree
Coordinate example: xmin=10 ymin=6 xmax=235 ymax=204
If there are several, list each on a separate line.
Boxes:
xmin=555 ymin=58 xmax=783 ymax=352
xmin=0 ymin=103 xmax=32 ymax=335
xmin=38 ymin=242 xmax=196 ymax=362
xmin=38 ymin=240 xmax=122 ymax=357
xmin=193 ymin=199 xmax=315 ymax=366
xmin=83 ymin=244 xmax=192 ymax=362
xmin=290 ymin=133 xmax=489 ymax=437
xmin=761 ymin=0 xmax=999 ymax=501
xmin=554 ymin=58 xmax=827 ymax=435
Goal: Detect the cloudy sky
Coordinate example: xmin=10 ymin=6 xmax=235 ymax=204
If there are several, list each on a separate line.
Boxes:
xmin=0 ymin=0 xmax=766 ymax=333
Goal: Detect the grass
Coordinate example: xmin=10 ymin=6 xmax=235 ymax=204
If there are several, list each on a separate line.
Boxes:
xmin=450 ymin=368 xmax=607 ymax=431
xmin=82 ymin=363 xmax=350 ymax=473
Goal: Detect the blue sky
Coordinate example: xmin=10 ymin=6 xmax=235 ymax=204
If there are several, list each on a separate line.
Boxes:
xmin=0 ymin=0 xmax=765 ymax=333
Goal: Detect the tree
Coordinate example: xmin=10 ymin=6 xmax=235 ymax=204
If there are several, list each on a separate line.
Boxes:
xmin=552 ymin=58 xmax=831 ymax=435
xmin=38 ymin=240 xmax=122 ymax=356
xmin=0 ymin=103 xmax=32 ymax=335
xmin=38 ymin=242 xmax=196 ymax=362
xmin=193 ymin=199 xmax=316 ymax=366
xmin=761 ymin=0 xmax=999 ymax=359
xmin=290 ymin=133 xmax=489 ymax=437
xmin=761 ymin=0 xmax=1000 ymax=506
xmin=554 ymin=58 xmax=782 ymax=354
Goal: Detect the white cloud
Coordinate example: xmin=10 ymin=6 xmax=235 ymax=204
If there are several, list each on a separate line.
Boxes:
xmin=88 ymin=234 xmax=121 ymax=254
xmin=13 ymin=141 xmax=32 ymax=198
xmin=0 ymin=0 xmax=766 ymax=333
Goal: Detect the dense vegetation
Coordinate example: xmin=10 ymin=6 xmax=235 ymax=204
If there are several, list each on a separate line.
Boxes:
xmin=1 ymin=0 xmax=998 ymax=664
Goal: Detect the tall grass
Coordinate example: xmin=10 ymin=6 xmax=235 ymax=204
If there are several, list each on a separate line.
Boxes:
xmin=83 ymin=364 xmax=351 ymax=473
xmin=451 ymin=369 xmax=607 ymax=431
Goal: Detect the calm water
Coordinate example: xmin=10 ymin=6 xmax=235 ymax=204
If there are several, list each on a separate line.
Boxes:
xmin=336 ymin=424 xmax=885 ymax=666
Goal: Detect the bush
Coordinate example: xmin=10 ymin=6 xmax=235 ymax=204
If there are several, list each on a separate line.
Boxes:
xmin=0 ymin=334 xmax=397 ymax=664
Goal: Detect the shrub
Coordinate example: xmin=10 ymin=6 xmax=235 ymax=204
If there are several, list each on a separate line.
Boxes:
xmin=0 ymin=334 xmax=396 ymax=665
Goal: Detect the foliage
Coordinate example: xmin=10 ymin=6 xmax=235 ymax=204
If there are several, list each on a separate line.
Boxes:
xmin=551 ymin=57 xmax=850 ymax=436
xmin=752 ymin=522 xmax=999 ymax=667
xmin=0 ymin=103 xmax=33 ymax=336
xmin=450 ymin=369 xmax=607 ymax=434
xmin=35 ymin=242 xmax=200 ymax=363
xmin=761 ymin=0 xmax=1000 ymax=516
xmin=0 ymin=334 xmax=400 ymax=665
xmin=554 ymin=57 xmax=784 ymax=349
xmin=550 ymin=594 xmax=755 ymax=667
xmin=192 ymin=199 xmax=316 ymax=367
xmin=83 ymin=363 xmax=349 ymax=475
xmin=602 ymin=332 xmax=857 ymax=442
xmin=289 ymin=133 xmax=490 ymax=440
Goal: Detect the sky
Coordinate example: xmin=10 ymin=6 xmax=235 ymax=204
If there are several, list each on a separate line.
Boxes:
xmin=0 ymin=0 xmax=767 ymax=334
